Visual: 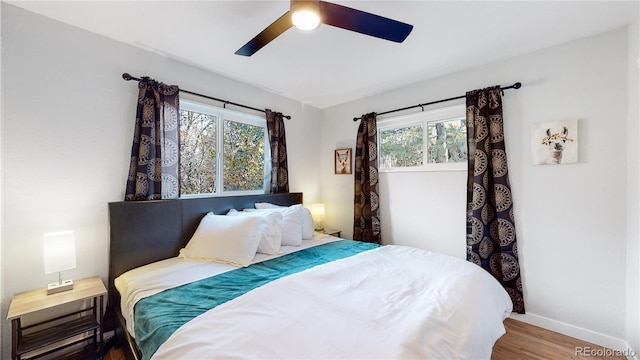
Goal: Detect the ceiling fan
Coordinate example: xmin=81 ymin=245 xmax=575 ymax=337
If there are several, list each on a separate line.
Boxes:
xmin=235 ymin=0 xmax=413 ymax=56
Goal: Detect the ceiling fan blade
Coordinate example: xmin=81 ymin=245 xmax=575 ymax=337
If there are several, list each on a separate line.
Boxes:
xmin=235 ymin=11 xmax=293 ymax=56
xmin=319 ymin=1 xmax=413 ymax=43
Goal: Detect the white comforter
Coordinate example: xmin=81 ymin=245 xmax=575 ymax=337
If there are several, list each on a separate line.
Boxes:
xmin=152 ymin=245 xmax=512 ymax=360
xmin=115 ymin=235 xmax=341 ymax=336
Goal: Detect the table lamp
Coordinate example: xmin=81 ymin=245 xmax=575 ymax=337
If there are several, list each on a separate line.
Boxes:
xmin=43 ymin=230 xmax=76 ymax=295
xmin=311 ymin=204 xmax=325 ymax=231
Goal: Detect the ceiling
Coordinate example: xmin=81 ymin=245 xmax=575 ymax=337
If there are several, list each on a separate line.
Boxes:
xmin=6 ymin=1 xmax=639 ymax=109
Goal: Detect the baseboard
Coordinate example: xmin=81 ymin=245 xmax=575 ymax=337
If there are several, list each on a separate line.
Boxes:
xmin=510 ymin=313 xmax=638 ymax=360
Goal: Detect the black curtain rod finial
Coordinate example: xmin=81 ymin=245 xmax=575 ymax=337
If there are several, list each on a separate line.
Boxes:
xmin=352 ymin=113 xmax=377 ymax=122
xmin=513 ymin=82 xmax=522 ymax=89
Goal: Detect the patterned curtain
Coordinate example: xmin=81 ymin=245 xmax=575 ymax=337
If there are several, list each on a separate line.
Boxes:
xmin=353 ymin=112 xmax=381 ymax=244
xmin=265 ymin=109 xmax=289 ymax=193
xmin=465 ymin=86 xmax=525 ymax=313
xmin=125 ymin=77 xmax=180 ymax=201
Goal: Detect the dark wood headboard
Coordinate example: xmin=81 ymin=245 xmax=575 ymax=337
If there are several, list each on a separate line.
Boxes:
xmin=107 ymin=193 xmax=303 ymax=313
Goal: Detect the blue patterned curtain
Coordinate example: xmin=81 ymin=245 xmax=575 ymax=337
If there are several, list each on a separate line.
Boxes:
xmin=353 ymin=112 xmax=381 ymax=244
xmin=265 ymin=109 xmax=289 ymax=193
xmin=125 ymin=78 xmax=180 ymax=201
xmin=465 ymin=86 xmax=525 ymax=313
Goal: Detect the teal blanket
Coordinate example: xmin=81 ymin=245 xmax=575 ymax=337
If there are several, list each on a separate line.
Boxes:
xmin=134 ymin=240 xmax=379 ymax=360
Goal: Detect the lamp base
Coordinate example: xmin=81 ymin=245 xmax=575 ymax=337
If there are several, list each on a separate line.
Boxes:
xmin=47 ymin=279 xmax=73 ymax=295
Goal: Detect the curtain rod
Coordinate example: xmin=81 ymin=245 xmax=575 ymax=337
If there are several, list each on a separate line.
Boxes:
xmin=122 ymin=73 xmax=291 ymax=120
xmin=352 ymin=82 xmax=522 ymax=121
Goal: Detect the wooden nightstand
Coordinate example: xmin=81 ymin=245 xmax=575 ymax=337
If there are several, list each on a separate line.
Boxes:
xmin=321 ymin=229 xmax=341 ymax=238
xmin=7 ymin=276 xmax=107 ymax=360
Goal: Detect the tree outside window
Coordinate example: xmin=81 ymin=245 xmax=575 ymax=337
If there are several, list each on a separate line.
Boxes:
xmin=179 ymin=101 xmax=268 ymax=196
xmin=378 ymin=105 xmax=467 ymax=172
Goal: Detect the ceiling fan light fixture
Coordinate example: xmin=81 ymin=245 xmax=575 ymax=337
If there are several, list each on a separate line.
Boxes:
xmin=235 ymin=0 xmax=413 ymax=56
xmin=291 ymin=1 xmax=321 ymax=31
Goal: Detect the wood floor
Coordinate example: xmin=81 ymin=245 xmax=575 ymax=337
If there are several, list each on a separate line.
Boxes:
xmin=492 ymin=318 xmax=626 ymax=360
xmin=104 ymin=346 xmax=126 ymax=360
xmin=104 ymin=318 xmax=626 ymax=360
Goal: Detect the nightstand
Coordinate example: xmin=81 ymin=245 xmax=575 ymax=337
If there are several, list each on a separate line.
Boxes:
xmin=7 ymin=276 xmax=107 ymax=360
xmin=321 ymin=229 xmax=341 ymax=238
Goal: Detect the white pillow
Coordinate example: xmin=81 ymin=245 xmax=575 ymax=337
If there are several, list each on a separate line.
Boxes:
xmin=254 ymin=203 xmax=314 ymax=240
xmin=179 ymin=212 xmax=263 ymax=267
xmin=227 ymin=209 xmax=282 ymax=255
xmin=254 ymin=202 xmax=282 ymax=209
xmin=299 ymin=207 xmax=314 ymax=239
xmin=245 ymin=206 xmax=303 ymax=246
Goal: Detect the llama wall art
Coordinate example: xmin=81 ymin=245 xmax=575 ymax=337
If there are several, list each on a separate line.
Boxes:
xmin=531 ymin=119 xmax=578 ymax=165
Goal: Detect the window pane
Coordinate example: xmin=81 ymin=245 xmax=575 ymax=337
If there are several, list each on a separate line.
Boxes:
xmin=180 ymin=110 xmax=217 ymax=195
xmin=379 ymin=124 xmax=423 ymax=168
xmin=426 ymin=118 xmax=467 ymax=163
xmin=223 ymin=120 xmax=265 ymax=191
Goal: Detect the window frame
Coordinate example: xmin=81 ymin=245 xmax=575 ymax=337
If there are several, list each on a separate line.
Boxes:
xmin=179 ymin=100 xmax=270 ymax=197
xmin=377 ymin=104 xmax=467 ymax=173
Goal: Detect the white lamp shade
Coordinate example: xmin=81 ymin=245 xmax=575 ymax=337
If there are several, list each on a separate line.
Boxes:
xmin=43 ymin=231 xmax=77 ymax=275
xmin=311 ymin=204 xmax=325 ymax=229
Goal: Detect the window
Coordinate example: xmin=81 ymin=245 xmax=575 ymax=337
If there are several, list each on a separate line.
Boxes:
xmin=378 ymin=104 xmax=467 ymax=172
xmin=180 ymin=100 xmax=269 ymax=196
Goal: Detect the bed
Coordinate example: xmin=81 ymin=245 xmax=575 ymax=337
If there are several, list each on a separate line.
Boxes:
xmin=107 ymin=193 xmax=512 ymax=360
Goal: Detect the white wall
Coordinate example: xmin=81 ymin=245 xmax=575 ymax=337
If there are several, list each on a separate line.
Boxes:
xmin=0 ymin=4 xmax=322 ymax=358
xmin=627 ymin=18 xmax=640 ymax=356
xmin=320 ymin=27 xmax=634 ymax=349
xmin=0 ymin=0 xmax=4 ymax=349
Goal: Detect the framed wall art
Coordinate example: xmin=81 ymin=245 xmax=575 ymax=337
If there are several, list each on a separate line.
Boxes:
xmin=531 ymin=119 xmax=578 ymax=165
xmin=334 ymin=148 xmax=352 ymax=174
